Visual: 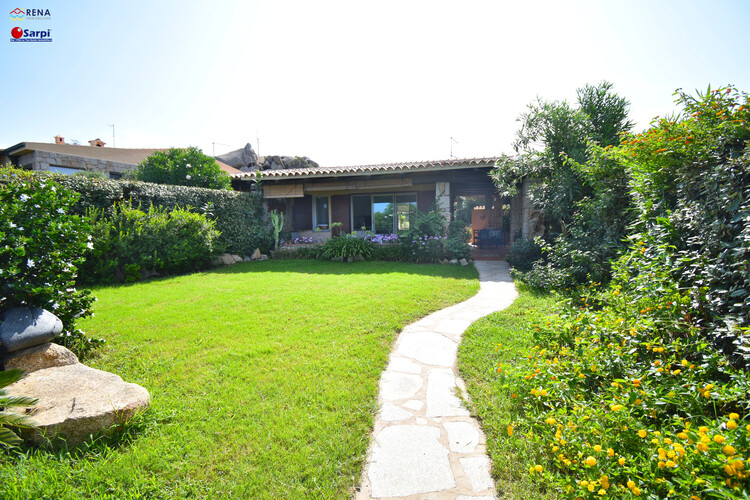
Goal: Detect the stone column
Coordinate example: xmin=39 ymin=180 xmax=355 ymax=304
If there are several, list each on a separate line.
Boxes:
xmin=435 ymin=182 xmax=451 ymax=223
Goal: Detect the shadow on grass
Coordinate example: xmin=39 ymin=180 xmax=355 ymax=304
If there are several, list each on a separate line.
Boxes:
xmin=4 ymin=407 xmax=161 ymax=461
xmin=84 ymin=259 xmax=480 ymax=291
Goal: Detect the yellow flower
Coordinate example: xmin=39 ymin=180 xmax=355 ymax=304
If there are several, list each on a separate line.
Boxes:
xmin=627 ymin=480 xmax=636 ymax=488
xmin=607 ymin=448 xmax=614 ymax=456
xmin=534 ymin=464 xmax=543 ymax=473
xmin=540 ymin=389 xmax=548 ymax=396
xmin=665 ymin=460 xmax=676 ymax=467
xmin=507 ymin=425 xmax=513 ymax=436
xmin=618 ymin=457 xmax=626 ymax=466
xmin=729 ymin=412 xmax=740 ymax=420
xmin=727 ymin=420 xmax=737 ymax=430
xmin=723 ymin=444 xmax=736 ymax=455
xmin=610 ymin=404 xmax=624 ymax=412
xmin=697 ymin=442 xmax=708 ymax=452
xmin=584 ymin=456 xmax=597 ymax=466
xmin=638 ymin=430 xmax=647 ymax=438
xmin=632 ymin=486 xmax=641 ymax=496
xmin=677 ymin=432 xmax=688 ymax=440
xmin=699 ymin=426 xmax=709 ymax=434
xmin=598 ymin=489 xmax=606 ymax=495
xmin=714 ymin=434 xmax=725 ymax=444
xmin=593 ymin=444 xmax=603 ymax=452
xmin=634 ymin=398 xmax=642 ymax=405
xmin=545 ymin=417 xmax=556 ymax=425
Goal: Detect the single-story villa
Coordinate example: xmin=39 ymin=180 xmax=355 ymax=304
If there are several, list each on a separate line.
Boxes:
xmin=233 ymin=157 xmax=537 ymax=252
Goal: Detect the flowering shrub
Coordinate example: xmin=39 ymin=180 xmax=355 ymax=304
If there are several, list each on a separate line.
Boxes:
xmin=366 ymin=233 xmax=399 ymax=245
xmin=134 ymin=147 xmax=232 ymax=190
xmin=0 ymin=167 xmax=101 ymax=358
xmin=495 ymin=87 xmax=750 ymax=498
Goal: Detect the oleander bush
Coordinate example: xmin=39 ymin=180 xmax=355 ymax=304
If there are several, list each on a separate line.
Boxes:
xmin=134 ymin=147 xmax=232 ymax=190
xmin=0 ymin=167 xmax=101 ymax=358
xmin=42 ymin=174 xmax=271 ymax=256
xmin=79 ymin=202 xmax=220 ymax=284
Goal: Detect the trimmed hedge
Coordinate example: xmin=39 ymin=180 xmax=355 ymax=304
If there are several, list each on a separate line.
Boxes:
xmin=37 ymin=174 xmax=272 ymax=256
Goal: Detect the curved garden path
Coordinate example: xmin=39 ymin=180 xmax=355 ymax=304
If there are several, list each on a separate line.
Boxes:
xmin=355 ymin=261 xmax=518 ymax=500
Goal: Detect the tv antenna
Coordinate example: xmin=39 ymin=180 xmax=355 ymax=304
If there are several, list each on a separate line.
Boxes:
xmin=212 ymin=142 xmax=230 ymax=156
xmin=107 ymin=124 xmax=115 ymax=147
xmin=450 ymin=136 xmax=458 ymax=159
xmin=256 ymin=130 xmax=260 ymax=156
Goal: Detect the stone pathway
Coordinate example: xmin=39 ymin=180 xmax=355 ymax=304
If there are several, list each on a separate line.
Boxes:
xmin=355 ymin=261 xmax=518 ymax=500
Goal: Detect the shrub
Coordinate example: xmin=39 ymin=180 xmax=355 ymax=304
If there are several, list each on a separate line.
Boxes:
xmin=320 ymin=233 xmax=374 ymax=261
xmin=134 ymin=147 xmax=232 ymax=190
xmin=398 ymin=207 xmax=446 ymax=263
xmin=506 ymin=238 xmax=543 ymax=272
xmin=0 ymin=167 xmax=101 ymax=358
xmin=39 ymin=173 xmax=271 ymax=256
xmin=370 ymin=242 xmax=404 ymax=262
xmin=445 ymin=219 xmax=471 ymax=260
xmin=79 ymin=201 xmax=220 ymax=284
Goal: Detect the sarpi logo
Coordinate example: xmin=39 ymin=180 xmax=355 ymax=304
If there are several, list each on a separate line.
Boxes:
xmin=10 ymin=8 xmax=51 ymax=21
xmin=10 ymin=26 xmax=51 ymax=42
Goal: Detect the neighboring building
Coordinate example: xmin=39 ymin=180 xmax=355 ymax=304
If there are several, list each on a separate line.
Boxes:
xmin=1 ymin=137 xmax=241 ymax=179
xmin=232 ymin=157 xmax=537 ymax=249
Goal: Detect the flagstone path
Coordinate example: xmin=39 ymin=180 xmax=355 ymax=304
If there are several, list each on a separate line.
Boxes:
xmin=355 ymin=261 xmax=518 ymax=500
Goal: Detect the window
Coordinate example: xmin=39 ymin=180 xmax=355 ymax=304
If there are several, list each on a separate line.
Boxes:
xmin=48 ymin=165 xmax=83 ymax=175
xmin=109 ymin=171 xmax=123 ymax=180
xmin=351 ymin=193 xmax=417 ymax=234
xmin=313 ymin=196 xmax=330 ymax=229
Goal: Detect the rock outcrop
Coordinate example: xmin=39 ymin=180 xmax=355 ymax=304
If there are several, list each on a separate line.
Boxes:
xmin=215 ymin=143 xmax=319 ymax=173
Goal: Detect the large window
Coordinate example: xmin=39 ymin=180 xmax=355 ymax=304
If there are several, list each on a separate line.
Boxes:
xmin=351 ymin=193 xmax=417 ymax=234
xmin=313 ymin=196 xmax=330 ymax=229
xmin=48 ymin=165 xmax=83 ymax=175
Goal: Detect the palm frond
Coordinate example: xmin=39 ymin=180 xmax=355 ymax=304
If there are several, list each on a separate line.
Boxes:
xmin=0 ymin=395 xmax=38 ymax=407
xmin=0 ymin=410 xmax=37 ymax=429
xmin=0 ymin=427 xmax=22 ymax=448
xmin=0 ymin=369 xmax=25 ymax=388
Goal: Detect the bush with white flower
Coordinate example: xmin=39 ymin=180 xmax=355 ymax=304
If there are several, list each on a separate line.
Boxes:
xmin=134 ymin=147 xmax=231 ymax=190
xmin=0 ymin=166 xmax=101 ymax=358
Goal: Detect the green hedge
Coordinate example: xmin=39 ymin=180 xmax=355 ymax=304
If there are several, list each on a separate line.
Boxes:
xmin=37 ymin=174 xmax=272 ymax=255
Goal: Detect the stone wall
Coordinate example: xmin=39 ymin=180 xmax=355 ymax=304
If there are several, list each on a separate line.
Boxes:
xmin=22 ymin=151 xmax=136 ymax=177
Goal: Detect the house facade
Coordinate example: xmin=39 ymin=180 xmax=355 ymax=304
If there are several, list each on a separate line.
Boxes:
xmin=233 ymin=157 xmax=537 ymax=247
xmin=1 ymin=137 xmax=241 ymax=179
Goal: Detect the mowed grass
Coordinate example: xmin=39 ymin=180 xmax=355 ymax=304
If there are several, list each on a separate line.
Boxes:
xmin=0 ymin=260 xmax=478 ymax=499
xmin=457 ymin=286 xmax=559 ymax=500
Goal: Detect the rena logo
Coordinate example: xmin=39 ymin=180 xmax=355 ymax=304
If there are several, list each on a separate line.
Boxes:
xmin=10 ymin=8 xmax=51 ymax=21
xmin=10 ymin=26 xmax=52 ymax=42
xmin=9 ymin=8 xmax=24 ymax=21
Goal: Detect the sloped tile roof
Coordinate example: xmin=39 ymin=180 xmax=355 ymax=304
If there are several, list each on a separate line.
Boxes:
xmin=232 ymin=157 xmax=502 ymax=180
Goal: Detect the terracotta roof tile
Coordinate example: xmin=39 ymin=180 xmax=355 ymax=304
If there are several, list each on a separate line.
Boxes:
xmin=233 ymin=157 xmax=503 ymax=180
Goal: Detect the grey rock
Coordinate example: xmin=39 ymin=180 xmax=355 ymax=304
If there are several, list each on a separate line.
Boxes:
xmin=450 ymin=259 xmax=458 ymax=265
xmin=231 ymin=254 xmax=243 ymax=264
xmin=251 ymin=248 xmax=262 ymax=260
xmin=243 ymin=256 xmax=252 ymax=262
xmin=441 ymin=259 xmax=449 ymax=264
xmin=6 ymin=363 xmax=151 ymax=446
xmin=259 ymin=254 xmax=269 ymax=261
xmin=220 ymin=254 xmax=235 ymax=265
xmin=215 ymin=143 xmax=258 ymax=169
xmin=0 ymin=307 xmax=63 ymax=353
xmin=459 ymin=258 xmax=468 ymax=266
xmin=2 ymin=342 xmax=78 ymax=373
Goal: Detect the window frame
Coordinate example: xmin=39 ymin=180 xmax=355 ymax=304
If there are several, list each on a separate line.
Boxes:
xmin=350 ymin=192 xmax=417 ymax=234
xmin=313 ymin=195 xmax=331 ymax=230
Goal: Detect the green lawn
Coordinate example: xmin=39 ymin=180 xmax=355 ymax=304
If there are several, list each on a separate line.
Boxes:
xmin=1 ymin=260 xmax=478 ymax=499
xmin=457 ymin=286 xmax=559 ymax=500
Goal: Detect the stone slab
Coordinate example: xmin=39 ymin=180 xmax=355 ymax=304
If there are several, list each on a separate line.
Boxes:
xmin=460 ymin=456 xmax=494 ymax=492
xmin=6 ymin=363 xmax=151 ymax=445
xmin=426 ymin=368 xmax=469 ymax=417
xmin=397 ymin=331 xmax=457 ymax=367
xmin=380 ymin=403 xmax=412 ymax=422
xmin=369 ymin=425 xmax=455 ymax=497
xmin=445 ymin=421 xmax=479 ymax=453
xmin=379 ymin=372 xmax=422 ymax=401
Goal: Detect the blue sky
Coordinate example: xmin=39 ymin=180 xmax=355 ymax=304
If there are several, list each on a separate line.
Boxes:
xmin=2 ymin=0 xmax=749 ymax=166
